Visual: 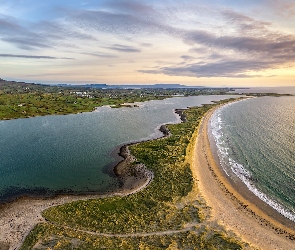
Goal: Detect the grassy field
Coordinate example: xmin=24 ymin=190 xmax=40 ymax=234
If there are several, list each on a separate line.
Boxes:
xmin=20 ymin=98 xmax=250 ymax=249
xmin=0 ymin=78 xmax=239 ymax=120
xmin=0 ymin=92 xmax=167 ymax=120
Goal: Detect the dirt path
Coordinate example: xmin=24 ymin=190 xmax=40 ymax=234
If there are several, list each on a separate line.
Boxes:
xmin=48 ymin=222 xmax=197 ymax=238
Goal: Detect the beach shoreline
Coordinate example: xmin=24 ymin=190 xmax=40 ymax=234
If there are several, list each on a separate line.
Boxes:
xmin=193 ymin=104 xmax=295 ymax=249
xmin=208 ymin=113 xmax=295 ymax=231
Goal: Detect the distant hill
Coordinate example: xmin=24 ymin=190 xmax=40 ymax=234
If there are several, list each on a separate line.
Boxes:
xmin=57 ymin=83 xmax=205 ymax=89
xmin=0 ymin=78 xmax=235 ymax=92
xmin=0 ymin=78 xmax=59 ymax=94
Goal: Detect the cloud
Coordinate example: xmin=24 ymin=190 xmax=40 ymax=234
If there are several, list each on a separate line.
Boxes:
xmin=2 ymin=37 xmax=52 ymax=50
xmin=68 ymin=9 xmax=146 ymax=34
xmin=170 ymin=9 xmax=295 ymax=77
xmin=37 ymin=21 xmax=98 ymax=42
xmin=81 ymin=52 xmax=117 ymax=58
xmin=0 ymin=54 xmax=74 ymax=59
xmin=180 ymin=55 xmax=197 ymax=65
xmin=221 ymin=9 xmax=271 ymax=34
xmin=0 ymin=15 xmax=20 ymax=30
xmin=139 ymin=58 xmax=270 ymax=78
xmin=183 ymin=29 xmax=295 ymax=63
xmin=180 ymin=55 xmax=195 ymax=61
xmin=0 ymin=13 xmax=98 ymax=50
xmin=141 ymin=42 xmax=152 ymax=47
xmin=93 ymin=3 xmax=295 ymax=78
xmin=106 ymin=0 xmax=156 ymax=15
xmin=264 ymin=0 xmax=295 ymax=17
xmin=106 ymin=44 xmax=141 ymax=53
xmin=0 ymin=15 xmax=52 ymax=50
xmin=66 ymin=4 xmax=181 ymax=38
xmin=139 ymin=5 xmax=295 ymax=78
xmin=2 ymin=1 xmax=295 ymax=80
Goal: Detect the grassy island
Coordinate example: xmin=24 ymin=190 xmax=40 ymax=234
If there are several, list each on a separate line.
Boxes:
xmin=20 ymin=98 xmax=251 ymax=249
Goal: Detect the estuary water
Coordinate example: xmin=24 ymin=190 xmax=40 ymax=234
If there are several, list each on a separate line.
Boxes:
xmin=210 ymin=96 xmax=295 ymax=222
xmin=0 ymin=95 xmax=237 ymax=202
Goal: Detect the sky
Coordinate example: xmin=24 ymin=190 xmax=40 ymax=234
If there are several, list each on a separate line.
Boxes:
xmin=1 ymin=0 xmax=295 ymax=87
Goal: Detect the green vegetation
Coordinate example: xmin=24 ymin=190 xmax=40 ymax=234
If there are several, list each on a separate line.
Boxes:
xmin=21 ymin=98 xmax=250 ymax=249
xmin=0 ymin=92 xmax=167 ymax=119
xmin=0 ymin=78 xmax=236 ymax=120
xmin=21 ymin=223 xmax=243 ymax=250
xmin=0 ymin=79 xmax=169 ymax=119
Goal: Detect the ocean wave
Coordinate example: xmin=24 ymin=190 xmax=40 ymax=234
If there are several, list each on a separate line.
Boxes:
xmin=210 ymin=107 xmax=231 ymax=177
xmin=210 ymin=103 xmax=295 ymax=223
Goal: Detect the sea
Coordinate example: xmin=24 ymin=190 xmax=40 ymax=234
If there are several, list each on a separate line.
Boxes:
xmin=210 ymin=95 xmax=295 ymax=222
xmin=0 ymin=95 xmax=238 ymax=202
xmin=234 ymin=86 xmax=295 ymax=95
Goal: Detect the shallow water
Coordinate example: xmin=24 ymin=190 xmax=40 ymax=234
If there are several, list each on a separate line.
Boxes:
xmin=210 ymin=96 xmax=295 ymax=222
xmin=0 ymin=95 xmax=237 ymax=202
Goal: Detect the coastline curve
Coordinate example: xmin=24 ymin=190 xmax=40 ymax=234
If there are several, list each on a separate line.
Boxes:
xmin=193 ymin=103 xmax=295 ymax=249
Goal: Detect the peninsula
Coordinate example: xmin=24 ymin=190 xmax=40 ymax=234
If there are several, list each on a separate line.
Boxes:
xmin=0 ymin=80 xmax=293 ymax=249
xmin=18 ymin=98 xmax=294 ymax=249
xmin=2 ymin=98 xmax=249 ymax=249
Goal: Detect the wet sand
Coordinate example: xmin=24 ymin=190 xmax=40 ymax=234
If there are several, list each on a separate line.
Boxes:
xmin=193 ymin=106 xmax=295 ymax=249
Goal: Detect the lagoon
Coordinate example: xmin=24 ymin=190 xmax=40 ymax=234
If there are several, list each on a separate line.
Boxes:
xmin=0 ymin=95 xmax=238 ymax=202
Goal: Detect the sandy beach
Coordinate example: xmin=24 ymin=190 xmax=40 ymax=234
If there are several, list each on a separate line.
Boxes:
xmin=193 ymin=106 xmax=295 ymax=249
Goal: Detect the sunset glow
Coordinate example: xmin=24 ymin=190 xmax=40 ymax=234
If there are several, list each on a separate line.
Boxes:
xmin=1 ymin=0 xmax=295 ymax=86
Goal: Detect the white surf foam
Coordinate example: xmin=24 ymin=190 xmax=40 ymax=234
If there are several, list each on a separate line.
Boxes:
xmin=210 ymin=102 xmax=295 ymax=223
